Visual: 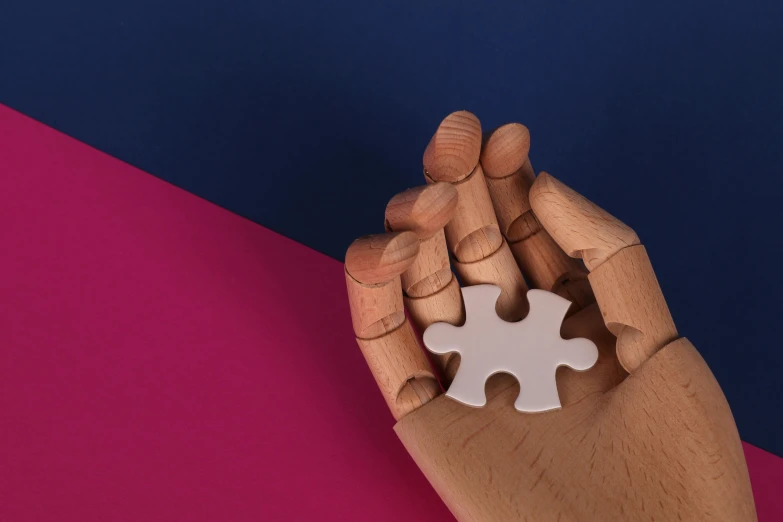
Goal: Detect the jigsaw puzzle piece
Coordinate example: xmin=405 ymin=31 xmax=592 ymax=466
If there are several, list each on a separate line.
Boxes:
xmin=524 ymin=289 xmax=573 ymax=335
xmin=422 ymin=322 xmax=464 ymax=356
xmin=423 ymin=284 xmax=599 ymax=414
xmin=461 ymin=284 xmax=503 ymax=324
xmin=556 ymin=337 xmax=599 ymax=372
xmin=445 ymin=363 xmax=493 ymax=407
xmin=514 ymin=370 xmax=561 ymax=412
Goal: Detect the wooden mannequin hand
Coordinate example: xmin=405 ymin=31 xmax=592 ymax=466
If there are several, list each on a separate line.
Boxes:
xmin=344 ymin=112 xmax=756 ymax=521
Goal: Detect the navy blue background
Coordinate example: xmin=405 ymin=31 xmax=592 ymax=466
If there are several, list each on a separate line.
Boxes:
xmin=2 ymin=1 xmax=782 ymax=454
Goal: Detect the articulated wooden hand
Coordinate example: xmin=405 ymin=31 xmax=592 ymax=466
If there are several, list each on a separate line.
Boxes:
xmin=344 ymin=111 xmax=756 ymax=521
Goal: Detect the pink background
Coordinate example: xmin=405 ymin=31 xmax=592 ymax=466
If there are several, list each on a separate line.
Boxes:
xmin=1 ymin=105 xmax=781 ymax=520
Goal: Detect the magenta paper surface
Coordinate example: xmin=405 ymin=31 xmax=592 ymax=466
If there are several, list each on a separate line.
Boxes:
xmin=1 ymin=105 xmax=781 ymax=521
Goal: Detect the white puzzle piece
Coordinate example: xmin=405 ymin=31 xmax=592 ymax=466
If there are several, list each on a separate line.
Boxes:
xmin=423 ymin=285 xmax=598 ymax=413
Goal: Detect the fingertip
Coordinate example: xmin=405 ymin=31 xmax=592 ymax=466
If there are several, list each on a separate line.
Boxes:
xmin=528 ymin=171 xmax=556 ymax=206
xmin=422 ymin=321 xmax=458 ymax=353
xmin=423 ymin=111 xmax=482 ymax=183
xmin=480 ymin=123 xmax=531 ymax=179
xmin=385 ymin=183 xmax=459 ymax=239
xmin=529 ymin=172 xmax=562 ymax=231
xmin=345 ymin=231 xmax=420 ymax=284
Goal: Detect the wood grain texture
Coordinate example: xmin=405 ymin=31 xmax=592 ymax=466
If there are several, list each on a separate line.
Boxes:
xmin=385 ymin=184 xmax=464 ymax=382
xmin=404 ymin=275 xmax=464 ymax=332
xmin=429 ymin=163 xmax=504 ymax=264
xmin=348 ymin=120 xmax=755 ymax=521
xmin=589 ymin=245 xmax=678 ymax=372
xmin=423 ymin=111 xmax=482 ymax=183
xmin=384 ymin=184 xmax=458 ymax=299
xmin=556 ymin=303 xmax=627 ymax=405
xmin=345 ymin=231 xmax=419 ymax=338
xmin=344 ymin=231 xmax=420 ymax=285
xmin=530 ymin=172 xmax=677 ymax=372
xmin=483 ymin=161 xmax=538 ymax=241
xmin=385 ymin=183 xmax=458 ymax=240
xmin=480 ymin=123 xmax=536 ymax=245
xmin=358 ymin=319 xmax=440 ymax=420
xmin=422 ymin=112 xmax=528 ymax=319
xmin=424 ymin=112 xmax=503 ymax=264
xmin=399 ymin=231 xmax=453 ymax=298
xmin=345 ymin=270 xmax=406 ymax=339
xmin=509 ymin=232 xmax=594 ymax=311
xmin=480 ymin=123 xmax=531 ymax=182
xmin=404 ymin=275 xmax=464 ymax=381
xmin=530 ymin=172 xmax=640 ymax=271
xmin=402 ymin=234 xmax=465 ymax=380
xmin=395 ymin=338 xmax=756 ymax=521
xmin=452 ymin=239 xmax=529 ymax=322
xmin=345 ymin=232 xmax=440 ymax=419
xmin=481 ymin=125 xmax=590 ymax=308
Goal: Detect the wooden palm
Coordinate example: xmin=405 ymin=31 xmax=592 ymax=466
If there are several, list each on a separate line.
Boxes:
xmin=344 ymin=112 xmax=756 ymax=521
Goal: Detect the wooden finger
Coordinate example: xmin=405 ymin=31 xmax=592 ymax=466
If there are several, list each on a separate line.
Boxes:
xmin=530 ymin=173 xmax=678 ymax=372
xmin=385 ymin=183 xmax=464 ymax=382
xmin=511 ymin=232 xmax=593 ymax=310
xmin=481 ymin=124 xmax=593 ymax=311
xmin=423 ymin=111 xmax=528 ymax=321
xmin=589 ymin=245 xmax=679 ymax=373
xmin=529 ymin=172 xmax=640 ymax=270
xmin=345 ymin=232 xmax=441 ymax=419
xmin=451 ymin=238 xmax=528 ymax=322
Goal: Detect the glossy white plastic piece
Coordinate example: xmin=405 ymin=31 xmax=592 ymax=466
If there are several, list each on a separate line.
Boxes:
xmin=423 ymin=285 xmax=598 ymax=413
